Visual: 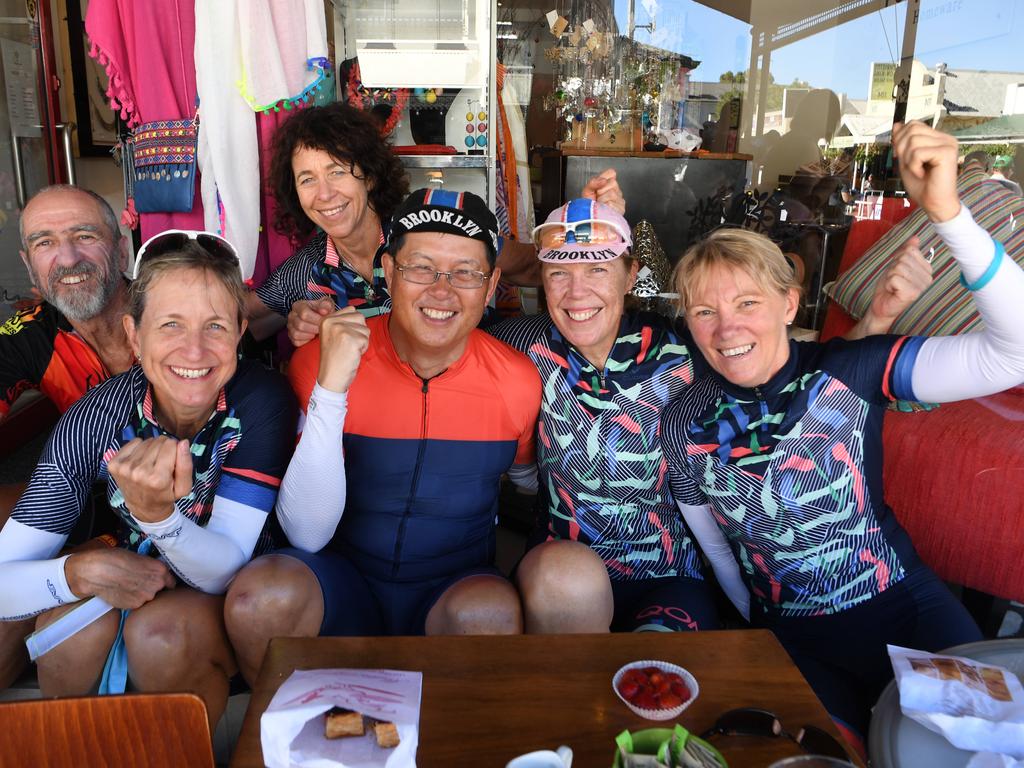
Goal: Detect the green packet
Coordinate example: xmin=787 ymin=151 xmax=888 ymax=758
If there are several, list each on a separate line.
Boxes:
xmin=613 ymin=725 xmax=727 ymax=768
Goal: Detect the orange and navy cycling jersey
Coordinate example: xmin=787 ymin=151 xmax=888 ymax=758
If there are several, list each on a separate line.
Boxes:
xmin=0 ymin=302 xmax=108 ymax=417
xmin=288 ymin=315 xmax=541 ymax=582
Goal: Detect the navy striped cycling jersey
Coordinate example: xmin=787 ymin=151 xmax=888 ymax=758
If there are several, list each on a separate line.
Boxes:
xmin=489 ymin=311 xmax=705 ymax=582
xmin=12 ymin=359 xmax=297 ymax=554
xmin=661 ymin=333 xmax=926 ymax=617
xmin=254 ymin=228 xmax=391 ymax=318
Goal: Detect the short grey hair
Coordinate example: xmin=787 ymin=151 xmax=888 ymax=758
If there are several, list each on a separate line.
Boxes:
xmin=20 ymin=185 xmax=121 ymax=249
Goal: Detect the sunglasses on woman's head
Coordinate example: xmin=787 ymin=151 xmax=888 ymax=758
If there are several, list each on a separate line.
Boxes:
xmin=531 ymin=218 xmax=630 ymax=249
xmin=701 ymin=708 xmax=851 ymax=762
xmin=132 ymin=230 xmax=239 ymax=279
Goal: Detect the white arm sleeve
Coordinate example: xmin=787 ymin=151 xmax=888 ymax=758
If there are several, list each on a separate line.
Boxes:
xmin=0 ymin=519 xmax=77 ymax=620
xmin=676 ymin=501 xmax=750 ymax=621
xmin=507 ymin=463 xmax=538 ymax=493
xmin=910 ymin=206 xmax=1024 ymax=403
xmin=134 ymin=500 xmax=267 ymax=594
xmin=275 ymin=383 xmax=348 ymax=552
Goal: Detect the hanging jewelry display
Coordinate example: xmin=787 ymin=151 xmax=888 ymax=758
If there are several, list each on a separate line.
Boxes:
xmin=341 ymin=59 xmax=410 ymax=137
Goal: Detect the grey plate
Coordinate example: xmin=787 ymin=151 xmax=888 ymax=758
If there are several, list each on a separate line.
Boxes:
xmin=869 ymin=639 xmax=1024 ymax=767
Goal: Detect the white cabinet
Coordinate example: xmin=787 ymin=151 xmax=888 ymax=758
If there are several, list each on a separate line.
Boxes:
xmin=332 ymin=0 xmax=496 ymax=208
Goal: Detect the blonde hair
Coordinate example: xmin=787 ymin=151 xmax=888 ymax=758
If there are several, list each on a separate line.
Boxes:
xmin=128 ymin=241 xmax=248 ymax=326
xmin=672 ymin=228 xmax=801 ymax=314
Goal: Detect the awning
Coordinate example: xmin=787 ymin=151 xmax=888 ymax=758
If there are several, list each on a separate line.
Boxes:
xmin=950 ymin=114 xmax=1024 ymax=143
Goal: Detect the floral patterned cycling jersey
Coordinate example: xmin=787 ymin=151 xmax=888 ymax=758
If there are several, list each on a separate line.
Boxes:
xmin=661 ymin=334 xmax=926 ymax=617
xmin=491 ymin=311 xmax=704 ymax=581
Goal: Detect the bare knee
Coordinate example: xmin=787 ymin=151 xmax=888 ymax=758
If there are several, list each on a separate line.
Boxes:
xmin=426 ymin=575 xmax=522 ymax=635
xmin=224 ymin=554 xmax=323 ymax=636
xmin=35 ymin=606 xmax=120 ymax=696
xmin=124 ymin=599 xmax=196 ymax=666
xmin=517 ymin=540 xmax=613 ymax=633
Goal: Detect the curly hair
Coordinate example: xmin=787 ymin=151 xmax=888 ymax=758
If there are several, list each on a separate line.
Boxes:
xmin=269 ymin=103 xmax=409 ymax=240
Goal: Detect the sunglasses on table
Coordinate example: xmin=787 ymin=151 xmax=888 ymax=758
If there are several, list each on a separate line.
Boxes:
xmin=531 ymin=218 xmax=630 ymax=249
xmin=701 ymin=708 xmax=852 ymax=763
xmin=132 ymin=230 xmax=239 ymax=279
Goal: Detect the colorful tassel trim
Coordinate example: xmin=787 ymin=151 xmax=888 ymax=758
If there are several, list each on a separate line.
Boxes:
xmin=237 ymin=56 xmax=333 ymax=114
xmin=88 ymin=40 xmax=141 ymax=127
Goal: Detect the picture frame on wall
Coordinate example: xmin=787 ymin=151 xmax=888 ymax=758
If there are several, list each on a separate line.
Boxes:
xmin=64 ymin=0 xmax=118 ymax=157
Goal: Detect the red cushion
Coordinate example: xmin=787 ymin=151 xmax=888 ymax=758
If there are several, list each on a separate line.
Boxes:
xmin=882 ymin=387 xmax=1024 ymax=601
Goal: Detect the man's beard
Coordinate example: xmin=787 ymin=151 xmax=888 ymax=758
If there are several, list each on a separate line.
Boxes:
xmin=34 ymin=259 xmax=121 ymax=321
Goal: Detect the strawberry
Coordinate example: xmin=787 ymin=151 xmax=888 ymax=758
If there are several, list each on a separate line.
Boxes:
xmin=634 ymin=690 xmax=658 ymax=710
xmin=623 ymin=669 xmax=647 ymax=686
xmin=617 ymin=679 xmax=640 ymax=700
xmin=659 ymin=692 xmax=683 ymax=709
xmin=642 ymin=666 xmax=661 ymax=676
xmin=665 ymin=673 xmax=684 ymax=687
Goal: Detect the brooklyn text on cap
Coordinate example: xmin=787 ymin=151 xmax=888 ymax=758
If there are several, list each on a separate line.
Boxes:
xmin=533 ymin=198 xmax=632 ymax=263
xmin=388 ymin=188 xmax=500 ymax=264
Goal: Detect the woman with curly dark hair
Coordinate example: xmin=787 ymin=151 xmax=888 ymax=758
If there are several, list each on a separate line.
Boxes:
xmin=247 ymin=103 xmax=410 ymax=337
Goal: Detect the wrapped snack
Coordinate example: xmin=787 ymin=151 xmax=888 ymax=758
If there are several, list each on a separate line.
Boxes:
xmin=261 ymin=668 xmax=421 ymax=768
xmin=613 ymin=726 xmax=726 ymax=768
xmin=889 ymin=645 xmax=1024 ymax=758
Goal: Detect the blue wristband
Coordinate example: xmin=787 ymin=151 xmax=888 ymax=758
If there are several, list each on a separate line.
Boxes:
xmin=959 ymin=240 xmax=1005 ymax=291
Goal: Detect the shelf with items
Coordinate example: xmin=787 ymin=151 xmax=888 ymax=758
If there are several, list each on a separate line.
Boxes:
xmin=332 ymin=0 xmax=496 ymax=207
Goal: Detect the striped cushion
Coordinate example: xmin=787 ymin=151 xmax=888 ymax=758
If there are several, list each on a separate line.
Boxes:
xmin=827 ymin=166 xmax=1024 ymax=335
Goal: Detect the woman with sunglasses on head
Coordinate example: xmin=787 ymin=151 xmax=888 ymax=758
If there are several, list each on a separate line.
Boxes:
xmin=660 ymin=122 xmax=1024 ymax=751
xmin=0 ymin=232 xmax=297 ymax=730
xmin=490 ymin=195 xmax=934 ymax=638
xmin=489 ymin=200 xmax=731 ymax=635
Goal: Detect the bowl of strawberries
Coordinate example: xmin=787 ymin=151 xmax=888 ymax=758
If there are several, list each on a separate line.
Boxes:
xmin=613 ymin=660 xmax=698 ymax=720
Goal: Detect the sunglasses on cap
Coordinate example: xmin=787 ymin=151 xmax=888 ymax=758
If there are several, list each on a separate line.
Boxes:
xmin=132 ymin=230 xmax=239 ymax=279
xmin=701 ymin=708 xmax=851 ymax=763
xmin=531 ymin=218 xmax=630 ymax=249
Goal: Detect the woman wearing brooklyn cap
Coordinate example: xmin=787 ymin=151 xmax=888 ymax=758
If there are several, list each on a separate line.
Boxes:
xmin=489 ymin=197 xmax=933 ymax=636
xmin=490 ymin=199 xmax=726 ymax=634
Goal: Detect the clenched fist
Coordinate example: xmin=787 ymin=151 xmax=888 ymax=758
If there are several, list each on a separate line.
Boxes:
xmin=893 ymin=121 xmax=961 ymax=223
xmin=317 ymin=306 xmax=371 ymax=394
xmin=108 ymin=436 xmax=193 ymax=524
xmin=581 ymin=169 xmax=626 ymax=214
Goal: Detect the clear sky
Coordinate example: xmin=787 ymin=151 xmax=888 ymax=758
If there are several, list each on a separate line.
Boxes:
xmin=614 ymin=0 xmax=1024 ymax=99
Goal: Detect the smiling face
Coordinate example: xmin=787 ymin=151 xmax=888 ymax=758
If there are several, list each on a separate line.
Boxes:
xmin=540 ymin=257 xmax=634 ymax=370
xmin=383 ymin=231 xmax=498 ymax=375
xmin=685 ymin=262 xmax=799 ymax=388
xmin=541 ymin=257 xmax=637 ymax=369
xmin=20 ymin=188 xmax=125 ymax=321
xmin=292 ymin=144 xmax=376 ymax=245
xmin=124 ymin=267 xmax=245 ymax=437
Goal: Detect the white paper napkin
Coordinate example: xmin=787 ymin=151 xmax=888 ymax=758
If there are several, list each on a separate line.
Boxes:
xmin=261 ymin=668 xmax=423 ymax=768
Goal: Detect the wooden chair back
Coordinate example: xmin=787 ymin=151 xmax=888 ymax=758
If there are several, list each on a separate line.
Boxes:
xmin=0 ymin=692 xmax=214 ymax=767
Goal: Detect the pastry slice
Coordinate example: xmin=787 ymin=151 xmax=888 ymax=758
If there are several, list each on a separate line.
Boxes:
xmin=324 ymin=707 xmax=365 ymax=739
xmin=373 ymin=721 xmax=400 ymax=749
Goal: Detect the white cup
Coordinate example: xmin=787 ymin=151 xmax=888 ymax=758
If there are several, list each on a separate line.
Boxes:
xmin=505 ymin=745 xmax=573 ymax=768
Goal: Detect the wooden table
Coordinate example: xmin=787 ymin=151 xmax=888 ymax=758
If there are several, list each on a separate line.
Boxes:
xmin=231 ymin=630 xmax=859 ymax=768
